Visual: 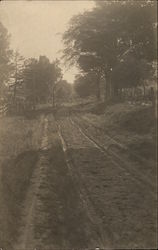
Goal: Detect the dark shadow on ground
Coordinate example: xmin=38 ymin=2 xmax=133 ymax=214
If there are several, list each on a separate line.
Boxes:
xmin=0 ymin=150 xmax=38 ymax=250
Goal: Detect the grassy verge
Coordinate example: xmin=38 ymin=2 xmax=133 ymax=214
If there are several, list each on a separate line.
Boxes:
xmin=73 ymin=102 xmax=156 ymax=183
xmin=79 ymin=103 xmax=156 ymax=160
xmin=0 ymin=115 xmax=43 ymax=249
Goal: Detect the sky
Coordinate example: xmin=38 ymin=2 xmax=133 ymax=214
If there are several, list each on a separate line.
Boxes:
xmin=0 ymin=0 xmax=95 ymax=83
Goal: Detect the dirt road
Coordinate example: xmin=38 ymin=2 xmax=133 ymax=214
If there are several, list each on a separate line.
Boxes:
xmin=14 ymin=114 xmax=103 ymax=249
xmin=57 ymin=115 xmax=157 ymax=249
xmin=13 ymin=109 xmax=157 ymax=249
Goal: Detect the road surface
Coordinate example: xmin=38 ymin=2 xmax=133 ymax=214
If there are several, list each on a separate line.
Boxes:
xmin=14 ymin=108 xmax=157 ymax=249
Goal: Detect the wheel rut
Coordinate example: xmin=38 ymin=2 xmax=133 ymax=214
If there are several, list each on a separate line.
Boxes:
xmin=57 ymin=115 xmax=157 ymax=249
xmin=14 ymin=114 xmax=105 ymax=249
xmin=13 ymin=112 xmax=157 ymax=249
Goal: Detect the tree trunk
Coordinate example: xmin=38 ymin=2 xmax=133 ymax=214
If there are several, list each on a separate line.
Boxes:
xmin=105 ymin=77 xmax=111 ymax=101
xmin=143 ymin=84 xmax=146 ymax=97
xmin=104 ymin=78 xmax=106 ymax=102
xmin=113 ymin=85 xmax=118 ymax=99
xmin=52 ymin=87 xmax=55 ymax=107
xmin=96 ymin=72 xmax=101 ymax=101
xmin=13 ymin=84 xmax=17 ymax=101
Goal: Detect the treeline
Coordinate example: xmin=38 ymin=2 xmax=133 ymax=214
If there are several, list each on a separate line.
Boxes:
xmin=0 ymin=22 xmax=12 ymax=98
xmin=0 ymin=21 xmax=72 ymax=112
xmin=63 ymin=1 xmax=156 ymax=102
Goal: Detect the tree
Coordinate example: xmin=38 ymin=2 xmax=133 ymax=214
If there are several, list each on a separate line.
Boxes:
xmin=0 ymin=21 xmax=12 ymax=97
xmin=62 ymin=0 xmax=156 ymax=101
xmin=23 ymin=56 xmax=62 ymax=107
xmin=22 ymin=58 xmax=38 ymax=108
xmin=113 ymin=55 xmax=152 ymax=86
xmin=55 ymin=80 xmax=72 ymax=102
xmin=8 ymin=50 xmax=25 ymax=101
xmin=77 ymin=54 xmax=103 ymax=100
xmin=50 ymin=59 xmax=62 ymax=107
xmin=62 ymin=11 xmax=107 ymax=100
xmin=74 ymin=73 xmax=98 ymax=98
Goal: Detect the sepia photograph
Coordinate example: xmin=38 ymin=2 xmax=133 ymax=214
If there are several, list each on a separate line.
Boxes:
xmin=0 ymin=0 xmax=157 ymax=249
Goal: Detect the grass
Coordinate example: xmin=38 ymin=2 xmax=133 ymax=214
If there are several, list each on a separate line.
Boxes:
xmin=0 ymin=115 xmax=43 ymax=249
xmin=79 ymin=102 xmax=156 ymax=164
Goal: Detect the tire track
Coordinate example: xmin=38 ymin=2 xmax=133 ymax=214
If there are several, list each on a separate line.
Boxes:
xmin=57 ymin=118 xmax=124 ymax=248
xmin=57 ymin=116 xmax=157 ymax=248
xmin=70 ymin=117 xmax=156 ymax=197
xmin=57 ymin=123 xmax=110 ymax=248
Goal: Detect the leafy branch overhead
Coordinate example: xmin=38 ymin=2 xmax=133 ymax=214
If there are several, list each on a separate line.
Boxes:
xmin=62 ymin=0 xmax=156 ymax=100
